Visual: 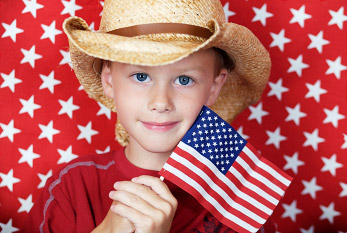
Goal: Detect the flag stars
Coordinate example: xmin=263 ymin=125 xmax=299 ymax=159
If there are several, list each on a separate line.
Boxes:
xmin=58 ymin=96 xmax=80 ymax=119
xmin=57 ymin=146 xmax=78 ymax=164
xmin=41 ymin=21 xmax=62 ymax=43
xmin=342 ymin=134 xmax=347 ymax=149
xmin=61 ymin=0 xmax=82 ymax=16
xmin=270 ymin=29 xmax=291 ymax=52
xmin=1 ymin=70 xmax=22 ymax=92
xmin=321 ymin=154 xmax=343 ymax=177
xmin=252 ymin=4 xmax=274 ymax=26
xmin=248 ymin=102 xmax=269 ymax=124
xmin=283 ymin=152 xmax=305 ymax=175
xmin=39 ymin=71 xmax=61 ymax=94
xmin=19 ymin=95 xmax=41 ymax=118
xmin=96 ymin=102 xmax=111 ymax=119
xmin=339 ymin=182 xmax=347 ymax=197
xmin=267 ymin=78 xmax=289 ymax=101
xmin=305 ymin=80 xmax=327 ymax=102
xmin=325 ymin=56 xmax=346 ymax=79
xmin=59 ymin=49 xmax=72 ymax=68
xmin=17 ymin=194 xmax=34 ymax=213
xmin=2 ymin=19 xmax=24 ymax=42
xmin=285 ymin=104 xmax=307 ymax=126
xmin=38 ymin=121 xmax=60 ymax=143
xmin=288 ymin=54 xmax=309 ymax=77
xmin=303 ymin=129 xmax=325 ymax=151
xmin=0 ymin=219 xmax=19 ymax=233
xmin=265 ymin=127 xmax=287 ymax=149
xmin=323 ymin=106 xmax=345 ymax=128
xmin=37 ymin=170 xmax=52 ymax=188
xmin=282 ymin=200 xmax=303 ymax=222
xmin=328 ymin=7 xmax=347 ymax=30
xmin=77 ymin=121 xmax=98 ymax=144
xmin=0 ymin=169 xmax=20 ymax=192
xmin=20 ymin=45 xmax=42 ymax=68
xmin=307 ymin=31 xmax=330 ymax=53
xmin=289 ymin=5 xmax=312 ymax=28
xmin=223 ymin=2 xmax=235 ymax=22
xmin=18 ymin=145 xmax=40 ymax=168
xmin=22 ymin=0 xmax=44 ymax=18
xmin=319 ymin=202 xmax=341 ymax=224
xmin=301 ymin=177 xmax=322 ymax=199
xmin=0 ymin=120 xmax=21 ymax=142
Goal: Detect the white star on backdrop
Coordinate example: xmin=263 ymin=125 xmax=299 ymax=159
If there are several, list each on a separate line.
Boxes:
xmin=57 ymin=146 xmax=78 ymax=164
xmin=236 ymin=126 xmax=249 ymax=140
xmin=1 ymin=69 xmax=22 ymax=92
xmin=39 ymin=71 xmax=61 ymax=93
xmin=338 ymin=182 xmax=347 ymax=197
xmin=265 ymin=127 xmax=287 ymax=149
xmin=289 ymin=5 xmax=312 ymax=28
xmin=89 ymin=22 xmax=96 ymax=31
xmin=285 ymin=104 xmax=307 ymax=126
xmin=328 ymin=7 xmax=347 ymax=29
xmin=58 ymin=96 xmax=80 ymax=119
xmin=301 ymin=177 xmax=322 ymax=199
xmin=59 ymin=49 xmax=72 ymax=68
xmin=321 ymin=154 xmax=343 ymax=177
xmin=20 ymin=45 xmax=42 ymax=68
xmin=323 ymin=106 xmax=345 ymax=128
xmin=2 ymin=19 xmax=24 ymax=42
xmin=305 ymin=80 xmax=327 ymax=102
xmin=287 ymin=54 xmax=309 ymax=77
xmin=22 ymin=0 xmax=44 ymax=18
xmin=283 ymin=152 xmax=304 ymax=175
xmin=18 ymin=145 xmax=40 ymax=168
xmin=281 ymin=200 xmax=303 ymax=222
xmin=307 ymin=31 xmax=330 ymax=54
xmin=97 ymin=102 xmax=111 ymax=119
xmin=61 ymin=0 xmax=83 ymax=16
xmin=0 ymin=120 xmax=21 ymax=142
xmin=267 ymin=78 xmax=288 ymax=100
xmin=0 ymin=219 xmax=19 ymax=233
xmin=17 ymin=194 xmax=34 ymax=213
xmin=325 ymin=56 xmax=346 ymax=79
xmin=96 ymin=146 xmax=111 ymax=154
xmin=77 ymin=121 xmax=99 ymax=144
xmin=303 ymin=129 xmax=325 ymax=151
xmin=252 ymin=4 xmax=273 ymax=26
xmin=269 ymin=29 xmax=291 ymax=52
xmin=300 ymin=226 xmax=314 ymax=233
xmin=0 ymin=169 xmax=20 ymax=192
xmin=38 ymin=120 xmax=60 ymax=143
xmin=223 ymin=2 xmax=235 ymax=22
xmin=319 ymin=202 xmax=341 ymax=224
xmin=248 ymin=102 xmax=269 ymax=124
xmin=342 ymin=134 xmax=347 ymax=149
xmin=19 ymin=95 xmax=41 ymax=118
xmin=41 ymin=21 xmax=62 ymax=43
xmin=99 ymin=1 xmax=104 ymax=16
xmin=37 ymin=170 xmax=52 ymax=189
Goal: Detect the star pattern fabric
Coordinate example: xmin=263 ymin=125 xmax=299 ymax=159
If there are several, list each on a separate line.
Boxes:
xmin=0 ymin=0 xmax=346 ymax=232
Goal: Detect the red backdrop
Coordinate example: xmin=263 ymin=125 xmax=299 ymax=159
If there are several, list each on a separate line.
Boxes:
xmin=0 ymin=0 xmax=346 ymax=232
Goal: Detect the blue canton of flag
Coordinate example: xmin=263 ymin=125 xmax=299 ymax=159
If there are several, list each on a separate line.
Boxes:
xmin=181 ymin=106 xmax=247 ymax=175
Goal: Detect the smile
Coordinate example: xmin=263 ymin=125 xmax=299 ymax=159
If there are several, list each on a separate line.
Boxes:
xmin=141 ymin=121 xmax=179 ymax=132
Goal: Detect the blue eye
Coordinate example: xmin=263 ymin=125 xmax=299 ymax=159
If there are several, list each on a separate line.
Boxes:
xmin=175 ymin=76 xmax=193 ymax=86
xmin=132 ymin=73 xmax=150 ymax=82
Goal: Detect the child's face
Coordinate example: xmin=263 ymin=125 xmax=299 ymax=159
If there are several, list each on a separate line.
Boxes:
xmin=102 ymin=49 xmax=227 ymax=155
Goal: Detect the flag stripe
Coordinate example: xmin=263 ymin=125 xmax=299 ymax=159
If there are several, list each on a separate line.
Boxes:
xmin=162 ymin=163 xmax=259 ymax=233
xmin=177 ymin=142 xmax=274 ymax=215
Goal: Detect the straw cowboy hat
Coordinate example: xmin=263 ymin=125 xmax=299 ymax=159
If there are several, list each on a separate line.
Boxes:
xmin=63 ymin=0 xmax=271 ymax=145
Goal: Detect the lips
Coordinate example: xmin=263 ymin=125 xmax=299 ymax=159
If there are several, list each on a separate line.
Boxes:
xmin=141 ymin=121 xmax=179 ymax=132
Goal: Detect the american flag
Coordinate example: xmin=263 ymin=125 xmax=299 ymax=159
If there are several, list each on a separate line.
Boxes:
xmin=159 ymin=106 xmax=293 ymax=233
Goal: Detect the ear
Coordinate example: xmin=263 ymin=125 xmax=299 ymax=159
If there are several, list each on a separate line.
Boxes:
xmin=206 ymin=68 xmax=228 ymax=106
xmin=100 ymin=62 xmax=114 ymax=99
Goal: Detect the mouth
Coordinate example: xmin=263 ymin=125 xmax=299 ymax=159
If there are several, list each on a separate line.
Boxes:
xmin=141 ymin=121 xmax=179 ymax=132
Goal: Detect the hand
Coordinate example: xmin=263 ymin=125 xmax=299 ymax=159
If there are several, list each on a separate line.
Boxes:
xmin=109 ymin=175 xmax=178 ymax=233
xmin=91 ymin=201 xmax=135 ymax=233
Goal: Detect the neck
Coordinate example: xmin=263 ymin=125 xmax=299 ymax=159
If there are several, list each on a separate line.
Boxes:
xmin=124 ymin=138 xmax=172 ymax=171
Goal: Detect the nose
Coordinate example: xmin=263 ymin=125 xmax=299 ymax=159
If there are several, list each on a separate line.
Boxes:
xmin=148 ymin=83 xmax=173 ymax=113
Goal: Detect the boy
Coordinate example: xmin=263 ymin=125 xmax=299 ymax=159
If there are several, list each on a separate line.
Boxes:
xmin=23 ymin=0 xmax=274 ymax=232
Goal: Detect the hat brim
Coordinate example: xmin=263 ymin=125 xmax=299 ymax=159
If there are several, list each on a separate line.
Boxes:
xmin=63 ymin=17 xmax=270 ymax=123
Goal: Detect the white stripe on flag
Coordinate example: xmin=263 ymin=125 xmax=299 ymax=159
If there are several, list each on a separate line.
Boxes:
xmin=163 ymin=163 xmax=258 ymax=233
xmin=243 ymin=146 xmax=291 ymax=186
xmin=178 ymin=142 xmax=273 ymax=215
xmin=236 ymin=156 xmax=285 ymax=196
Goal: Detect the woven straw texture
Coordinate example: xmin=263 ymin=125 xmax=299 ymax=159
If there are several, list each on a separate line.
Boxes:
xmin=63 ymin=0 xmax=271 ymax=146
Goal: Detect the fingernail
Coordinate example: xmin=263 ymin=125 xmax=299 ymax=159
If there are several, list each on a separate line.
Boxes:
xmin=114 ymin=182 xmax=119 ymax=188
xmin=131 ymin=177 xmax=138 ymax=182
xmin=109 ymin=191 xmax=114 ymax=198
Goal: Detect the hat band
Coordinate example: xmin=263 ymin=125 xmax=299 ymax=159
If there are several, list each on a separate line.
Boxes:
xmin=108 ymin=23 xmax=213 ymax=39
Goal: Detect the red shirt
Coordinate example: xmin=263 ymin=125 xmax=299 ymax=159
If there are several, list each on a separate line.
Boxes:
xmin=22 ymin=149 xmax=275 ymax=233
